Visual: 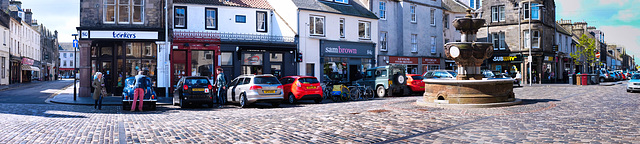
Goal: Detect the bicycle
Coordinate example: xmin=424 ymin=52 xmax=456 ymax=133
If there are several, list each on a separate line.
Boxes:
xmin=321 ymin=83 xmax=332 ymax=101
xmin=348 ymin=81 xmax=375 ymax=101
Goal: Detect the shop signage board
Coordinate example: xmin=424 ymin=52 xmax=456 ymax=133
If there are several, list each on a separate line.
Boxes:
xmin=422 ymin=58 xmax=440 ymax=65
xmin=491 ymin=55 xmax=522 ymax=62
xmin=243 ymin=53 xmax=263 ymax=65
xmin=389 ymin=56 xmax=419 ymax=64
xmin=81 ymin=30 xmax=159 ymax=40
xmin=320 ymin=40 xmax=375 ymax=57
xmin=22 ymin=58 xmax=34 ymax=65
xmin=544 ymin=56 xmax=554 ymax=62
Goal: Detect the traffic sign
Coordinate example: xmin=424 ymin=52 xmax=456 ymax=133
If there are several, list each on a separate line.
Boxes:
xmin=73 ymin=39 xmax=79 ymax=48
xmin=595 ymin=52 xmax=600 ymax=58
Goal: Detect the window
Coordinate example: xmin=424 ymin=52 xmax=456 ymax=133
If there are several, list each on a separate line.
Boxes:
xmin=431 ymin=36 xmax=436 ymax=54
xmin=444 ymin=14 xmax=449 ymax=29
xmin=1 ymin=57 xmax=4 ymax=78
xmin=205 ymin=8 xmax=217 ymax=30
xmin=104 ymin=0 xmax=116 ymax=23
xmin=335 ymin=0 xmax=348 ymax=4
xmin=132 ymin=0 xmax=143 ymax=23
xmin=411 ymin=34 xmax=417 ymax=52
xmin=309 ymin=16 xmax=325 ymax=36
xmin=118 ymin=0 xmax=130 ymax=23
xmin=470 ymin=0 xmax=475 ymax=9
xmin=492 ymin=32 xmax=506 ymax=50
xmin=221 ymin=52 xmax=233 ymax=65
xmin=379 ymin=2 xmax=386 ymax=20
xmin=63 ymin=53 xmax=67 ymax=58
xmin=430 ymin=9 xmax=436 ymax=26
xmin=235 ymin=15 xmax=246 ymax=23
xmin=174 ymin=6 xmax=186 ymax=28
xmin=524 ymin=30 xmax=540 ymax=49
xmin=499 ymin=6 xmax=505 ymax=21
xmin=306 ymin=63 xmax=315 ymax=76
xmin=380 ymin=32 xmax=387 ymax=51
xmin=524 ymin=3 xmax=540 ymax=20
xmin=410 ymin=5 xmax=416 ymax=22
xmin=339 ymin=18 xmax=345 ymax=38
xmin=256 ymin=11 xmax=267 ymax=32
xmin=491 ymin=5 xmax=505 ymax=22
xmin=358 ymin=21 xmax=371 ymax=40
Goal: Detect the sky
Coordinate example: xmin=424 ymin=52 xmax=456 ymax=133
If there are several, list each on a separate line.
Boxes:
xmin=17 ymin=0 xmax=640 ymax=64
xmin=557 ymin=0 xmax=640 ymax=64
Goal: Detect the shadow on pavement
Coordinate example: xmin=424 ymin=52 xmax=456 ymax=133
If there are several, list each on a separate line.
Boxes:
xmin=519 ymin=99 xmax=560 ymax=105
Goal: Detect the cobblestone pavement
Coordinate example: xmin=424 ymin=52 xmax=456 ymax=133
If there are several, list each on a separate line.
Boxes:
xmin=0 ymin=83 xmax=639 ymax=143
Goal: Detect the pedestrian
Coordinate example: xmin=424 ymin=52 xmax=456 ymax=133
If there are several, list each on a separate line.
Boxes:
xmin=515 ymin=71 xmax=522 ymax=86
xmin=214 ymin=68 xmax=227 ymax=108
xmin=131 ymin=70 xmax=149 ymax=112
xmin=92 ymin=72 xmax=105 ymax=110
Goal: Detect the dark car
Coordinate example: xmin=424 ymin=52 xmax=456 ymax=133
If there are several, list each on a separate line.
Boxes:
xmin=122 ymin=77 xmax=157 ymax=110
xmin=361 ymin=64 xmax=408 ymax=98
xmin=173 ymin=76 xmax=215 ymax=108
xmin=423 ymin=70 xmax=457 ymax=79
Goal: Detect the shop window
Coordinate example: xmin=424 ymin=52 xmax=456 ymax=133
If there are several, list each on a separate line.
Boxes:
xmin=361 ymin=58 xmax=372 ymax=72
xmin=204 ymin=51 xmax=212 ymax=59
xmin=143 ymin=43 xmax=153 ymax=56
xmin=256 ymin=11 xmax=267 ymax=32
xmin=221 ymin=52 xmax=233 ymax=65
xmin=205 ymin=8 xmax=217 ymax=30
xmin=309 ymin=15 xmax=325 ymax=36
xmin=174 ymin=6 xmax=187 ymax=28
xmin=192 ymin=51 xmax=215 ymax=77
xmin=101 ymin=47 xmax=113 ymax=57
xmin=323 ymin=57 xmax=348 ymax=82
xmin=271 ymin=65 xmax=282 ymax=78
xmin=243 ymin=53 xmax=263 ymax=65
xmin=270 ymin=53 xmax=283 ymax=62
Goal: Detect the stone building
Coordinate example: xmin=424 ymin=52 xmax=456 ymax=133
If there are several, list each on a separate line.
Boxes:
xmin=442 ymin=0 xmax=471 ymax=70
xmin=34 ymin=23 xmax=59 ymax=81
xmin=370 ymin=0 xmax=444 ymax=74
xmin=77 ymin=0 xmax=169 ymax=97
xmin=476 ymin=0 xmax=557 ymax=84
xmin=558 ymin=20 xmax=606 ymax=73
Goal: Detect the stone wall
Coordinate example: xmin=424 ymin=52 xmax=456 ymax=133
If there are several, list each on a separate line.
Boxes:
xmin=80 ymin=0 xmax=169 ymax=29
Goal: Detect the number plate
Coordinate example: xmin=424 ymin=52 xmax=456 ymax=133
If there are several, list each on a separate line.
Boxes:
xmin=263 ymin=90 xmax=276 ymax=94
xmin=192 ymin=88 xmax=205 ymax=92
xmin=307 ymin=86 xmax=316 ymax=89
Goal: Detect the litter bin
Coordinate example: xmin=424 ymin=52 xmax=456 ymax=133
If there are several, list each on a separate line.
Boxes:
xmin=580 ymin=74 xmax=588 ymax=85
xmin=576 ymin=75 xmax=582 ymax=85
xmin=569 ymin=74 xmax=574 ymax=85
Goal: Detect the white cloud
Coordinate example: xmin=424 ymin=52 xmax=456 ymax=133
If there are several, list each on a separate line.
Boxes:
xmin=614 ymin=9 xmax=640 ymax=22
xmin=599 ymin=26 xmax=640 ymax=63
xmin=556 ymin=0 xmax=583 ymax=17
xmin=599 ymin=0 xmax=629 ymax=6
xmin=22 ymin=0 xmax=80 ymax=42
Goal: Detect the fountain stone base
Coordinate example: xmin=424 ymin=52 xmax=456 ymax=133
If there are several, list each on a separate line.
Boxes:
xmin=419 ymin=79 xmax=519 ymax=107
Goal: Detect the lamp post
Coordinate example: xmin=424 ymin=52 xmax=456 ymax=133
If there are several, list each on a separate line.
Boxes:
xmin=72 ymin=34 xmax=78 ymax=101
xmin=525 ymin=2 xmax=544 ymax=86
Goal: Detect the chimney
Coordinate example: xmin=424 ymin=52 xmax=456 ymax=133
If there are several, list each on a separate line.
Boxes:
xmin=24 ymin=8 xmax=32 ymax=25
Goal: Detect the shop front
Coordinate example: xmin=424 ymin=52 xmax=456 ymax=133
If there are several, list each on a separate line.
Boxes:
xmin=79 ymin=29 xmax=163 ymax=96
xmin=542 ymin=55 xmax=556 ymax=83
xmin=20 ymin=58 xmax=38 ymax=83
xmin=320 ymin=40 xmax=375 ymax=83
xmin=10 ymin=56 xmax=20 ymax=84
xmin=388 ymin=56 xmax=419 ymax=74
xmin=422 ymin=58 xmax=442 ymax=73
xmin=489 ymin=54 xmax=523 ymax=77
xmin=170 ymin=42 xmax=220 ymax=88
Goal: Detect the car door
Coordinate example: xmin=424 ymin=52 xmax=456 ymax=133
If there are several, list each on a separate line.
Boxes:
xmin=361 ymin=70 xmax=375 ymax=88
xmin=280 ymin=78 xmax=293 ymax=96
xmin=227 ymin=78 xmax=241 ymax=102
xmin=173 ymin=78 xmax=184 ymax=103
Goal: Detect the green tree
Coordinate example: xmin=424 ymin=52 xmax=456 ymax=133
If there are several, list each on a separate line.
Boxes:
xmin=569 ymin=34 xmax=597 ymax=72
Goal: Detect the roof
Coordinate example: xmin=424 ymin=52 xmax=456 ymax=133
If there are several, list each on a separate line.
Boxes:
xmin=174 ymin=0 xmax=273 ymax=10
xmin=291 ymin=0 xmax=378 ymax=19
xmin=442 ymin=0 xmax=471 ymax=13
xmin=555 ymin=23 xmax=572 ymax=36
xmin=59 ymin=42 xmax=75 ymax=51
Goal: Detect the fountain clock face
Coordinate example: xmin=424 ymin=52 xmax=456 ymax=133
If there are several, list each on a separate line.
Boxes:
xmin=450 ymin=46 xmax=460 ymax=58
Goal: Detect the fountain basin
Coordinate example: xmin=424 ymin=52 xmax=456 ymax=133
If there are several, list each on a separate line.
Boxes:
xmin=422 ymin=79 xmax=516 ymax=104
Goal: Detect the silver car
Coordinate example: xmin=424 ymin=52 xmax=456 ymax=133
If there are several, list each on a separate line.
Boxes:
xmin=226 ymin=74 xmax=284 ymax=108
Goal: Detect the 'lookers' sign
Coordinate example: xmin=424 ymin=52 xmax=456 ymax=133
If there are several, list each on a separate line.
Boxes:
xmin=80 ymin=30 xmax=159 ymax=40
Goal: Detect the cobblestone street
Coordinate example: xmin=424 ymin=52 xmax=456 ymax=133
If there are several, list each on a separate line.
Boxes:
xmin=0 ymin=83 xmax=639 ymax=143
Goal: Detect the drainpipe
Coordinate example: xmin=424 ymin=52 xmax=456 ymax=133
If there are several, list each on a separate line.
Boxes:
xmin=164 ymin=0 xmax=169 ymax=97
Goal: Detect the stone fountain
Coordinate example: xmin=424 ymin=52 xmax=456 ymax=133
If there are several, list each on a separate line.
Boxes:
xmin=418 ymin=10 xmax=520 ymax=108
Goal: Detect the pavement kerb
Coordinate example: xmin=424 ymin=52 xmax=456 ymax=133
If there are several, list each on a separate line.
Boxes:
xmin=44 ymin=83 xmax=76 ymax=104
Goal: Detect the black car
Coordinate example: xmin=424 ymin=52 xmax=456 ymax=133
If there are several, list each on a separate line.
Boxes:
xmin=173 ymin=76 xmax=215 ymax=108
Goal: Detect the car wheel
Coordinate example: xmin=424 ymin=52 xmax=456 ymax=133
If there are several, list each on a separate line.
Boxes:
xmin=600 ymin=78 xmax=604 ymax=83
xmin=314 ymin=98 xmax=322 ymax=104
xmin=272 ymin=102 xmax=280 ymax=107
xmin=240 ymin=93 xmax=248 ymax=108
xmin=288 ymin=93 xmax=296 ymax=104
xmin=376 ymin=86 xmax=386 ymax=98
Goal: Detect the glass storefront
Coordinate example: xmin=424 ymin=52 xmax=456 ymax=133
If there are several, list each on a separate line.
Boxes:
xmin=90 ymin=42 xmax=157 ymax=95
xmin=323 ymin=57 xmax=371 ymax=82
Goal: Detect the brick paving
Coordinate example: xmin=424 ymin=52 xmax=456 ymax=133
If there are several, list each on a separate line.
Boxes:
xmin=0 ymin=83 xmax=639 ymax=143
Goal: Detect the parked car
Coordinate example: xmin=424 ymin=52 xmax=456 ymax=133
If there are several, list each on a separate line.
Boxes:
xmin=494 ymin=73 xmax=520 ymax=86
xmin=361 ymin=64 xmax=408 ymax=98
xmin=173 ymin=76 xmax=215 ymax=108
xmin=280 ymin=76 xmax=323 ymax=104
xmin=481 ymin=70 xmax=496 ymax=79
xmin=406 ymin=74 xmax=425 ymax=94
xmin=423 ymin=70 xmax=457 ymax=79
xmin=122 ymin=77 xmax=157 ymax=110
xmin=226 ymin=74 xmax=284 ymax=108
xmin=627 ymin=74 xmax=640 ymax=92
xmin=609 ymin=72 xmax=620 ymax=81
xmin=597 ymin=69 xmax=614 ymax=82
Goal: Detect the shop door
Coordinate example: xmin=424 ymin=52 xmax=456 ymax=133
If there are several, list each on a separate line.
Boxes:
xmin=101 ymin=61 xmax=114 ymax=95
xmin=172 ymin=51 xmax=187 ymax=88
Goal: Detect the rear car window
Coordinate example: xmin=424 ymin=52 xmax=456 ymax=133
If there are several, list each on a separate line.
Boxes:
xmin=254 ymin=77 xmax=280 ymax=84
xmin=633 ymin=74 xmax=640 ymax=79
xmin=298 ymin=78 xmax=319 ymax=84
xmin=411 ymin=76 xmax=423 ymax=80
xmin=185 ymin=78 xmax=209 ymax=86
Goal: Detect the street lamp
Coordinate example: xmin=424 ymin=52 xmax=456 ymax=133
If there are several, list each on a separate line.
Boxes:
xmin=515 ymin=3 xmax=543 ymax=86
xmin=72 ymin=34 xmax=78 ymax=101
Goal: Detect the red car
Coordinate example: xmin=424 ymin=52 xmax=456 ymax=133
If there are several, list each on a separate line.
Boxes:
xmin=406 ymin=74 xmax=425 ymax=94
xmin=279 ymin=76 xmax=323 ymax=104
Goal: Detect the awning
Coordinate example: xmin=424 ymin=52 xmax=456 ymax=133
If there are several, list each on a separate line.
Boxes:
xmin=31 ymin=66 xmax=40 ymax=71
xmin=20 ymin=65 xmax=40 ymax=71
xmin=59 ymin=68 xmax=74 ymax=71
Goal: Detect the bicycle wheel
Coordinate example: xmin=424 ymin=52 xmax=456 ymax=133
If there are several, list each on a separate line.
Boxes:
xmin=323 ymin=87 xmax=332 ymax=101
xmin=340 ymin=86 xmax=350 ymax=102
xmin=364 ymin=86 xmax=375 ymax=100
xmin=349 ymin=87 xmax=360 ymax=101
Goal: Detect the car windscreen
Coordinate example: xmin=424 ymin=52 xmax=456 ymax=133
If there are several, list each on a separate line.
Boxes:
xmin=448 ymin=71 xmax=458 ymax=78
xmin=126 ymin=79 xmax=135 ymax=87
xmin=254 ymin=77 xmax=280 ymax=84
xmin=298 ymin=78 xmax=319 ymax=84
xmin=411 ymin=76 xmax=423 ymax=80
xmin=185 ymin=78 xmax=210 ymax=86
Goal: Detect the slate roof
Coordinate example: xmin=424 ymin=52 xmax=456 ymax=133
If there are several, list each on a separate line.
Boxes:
xmin=442 ymin=0 xmax=471 ymax=13
xmin=555 ymin=23 xmax=572 ymax=36
xmin=59 ymin=42 xmax=75 ymax=51
xmin=174 ymin=0 xmax=273 ymax=10
xmin=291 ymin=0 xmax=378 ymax=19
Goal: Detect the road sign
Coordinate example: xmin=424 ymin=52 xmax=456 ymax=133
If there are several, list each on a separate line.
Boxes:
xmin=596 ymin=52 xmax=600 ymax=58
xmin=73 ymin=39 xmax=79 ymax=48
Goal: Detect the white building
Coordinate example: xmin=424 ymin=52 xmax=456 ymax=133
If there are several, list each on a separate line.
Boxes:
xmin=8 ymin=3 xmax=40 ymax=83
xmin=555 ymin=23 xmax=573 ymax=81
xmin=0 ymin=12 xmax=9 ymax=85
xmin=58 ymin=42 xmax=77 ymax=78
xmin=268 ymin=0 xmax=379 ymax=82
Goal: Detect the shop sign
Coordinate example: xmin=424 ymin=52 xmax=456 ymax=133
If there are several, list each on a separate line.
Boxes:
xmin=491 ymin=55 xmax=522 ymax=62
xmin=422 ymin=58 xmax=440 ymax=65
xmin=544 ymin=56 xmax=554 ymax=62
xmin=22 ymin=58 xmax=33 ymax=65
xmin=389 ymin=56 xmax=418 ymax=64
xmin=84 ymin=30 xmax=159 ymax=40
xmin=243 ymin=54 xmax=263 ymax=65
xmin=320 ymin=40 xmax=375 ymax=57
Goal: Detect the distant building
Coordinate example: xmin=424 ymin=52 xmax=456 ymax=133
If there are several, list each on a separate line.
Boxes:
xmin=0 ymin=11 xmax=8 ymax=85
xmin=8 ymin=1 xmax=41 ymax=83
xmin=58 ymin=42 xmax=76 ymax=78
